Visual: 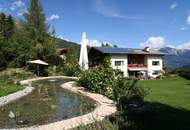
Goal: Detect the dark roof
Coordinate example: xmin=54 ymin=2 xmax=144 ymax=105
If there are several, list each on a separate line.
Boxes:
xmin=92 ymin=47 xmax=166 ymax=55
xmin=57 ymin=48 xmax=68 ymax=54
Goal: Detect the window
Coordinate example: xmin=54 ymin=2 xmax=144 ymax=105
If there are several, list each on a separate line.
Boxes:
xmin=152 ymin=61 xmax=160 ymax=66
xmin=153 ymin=71 xmax=159 ymax=75
xmin=115 ymin=61 xmax=124 ymax=66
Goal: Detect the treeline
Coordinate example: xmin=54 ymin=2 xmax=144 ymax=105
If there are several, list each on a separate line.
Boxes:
xmin=0 ymin=0 xmax=57 ymax=70
xmin=172 ymin=65 xmax=190 ymax=80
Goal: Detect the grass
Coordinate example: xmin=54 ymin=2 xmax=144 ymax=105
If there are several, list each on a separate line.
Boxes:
xmin=138 ymin=75 xmax=190 ymax=110
xmin=74 ymin=75 xmax=190 ymax=130
xmin=132 ymin=75 xmax=190 ymax=130
xmin=0 ymin=69 xmax=34 ymax=97
xmin=0 ymin=84 xmax=22 ymax=97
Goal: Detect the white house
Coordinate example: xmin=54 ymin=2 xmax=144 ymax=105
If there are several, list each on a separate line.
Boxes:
xmin=88 ymin=47 xmax=166 ymax=79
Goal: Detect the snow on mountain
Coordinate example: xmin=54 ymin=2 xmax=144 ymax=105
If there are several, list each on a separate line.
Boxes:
xmin=159 ymin=47 xmax=190 ymax=71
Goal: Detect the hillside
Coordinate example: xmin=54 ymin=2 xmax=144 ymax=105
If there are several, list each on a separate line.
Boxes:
xmin=56 ymin=38 xmax=80 ymax=55
xmin=56 ymin=38 xmax=80 ymax=48
xmin=159 ymin=47 xmax=190 ymax=71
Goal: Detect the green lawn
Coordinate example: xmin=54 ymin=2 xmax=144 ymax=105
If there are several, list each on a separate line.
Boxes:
xmin=0 ymin=69 xmax=34 ymax=97
xmin=0 ymin=84 xmax=22 ymax=97
xmin=134 ymin=76 xmax=190 ymax=130
xmin=139 ymin=75 xmax=190 ymax=110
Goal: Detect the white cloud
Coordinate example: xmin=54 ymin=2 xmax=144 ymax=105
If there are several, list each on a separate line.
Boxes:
xmin=47 ymin=14 xmax=60 ymax=21
xmin=89 ymin=40 xmax=102 ymax=47
xmin=93 ymin=0 xmax=138 ymax=19
xmin=57 ymin=35 xmax=70 ymax=41
xmin=88 ymin=40 xmax=115 ymax=47
xmin=187 ymin=13 xmax=190 ymax=25
xmin=102 ymin=41 xmax=113 ymax=46
xmin=17 ymin=9 xmax=26 ymax=16
xmin=176 ymin=42 xmax=190 ymax=50
xmin=11 ymin=0 xmax=25 ymax=11
xmin=17 ymin=12 xmax=23 ymax=16
xmin=58 ymin=35 xmax=64 ymax=40
xmin=170 ymin=3 xmax=177 ymax=10
xmin=140 ymin=37 xmax=166 ymax=49
xmin=166 ymin=45 xmax=176 ymax=48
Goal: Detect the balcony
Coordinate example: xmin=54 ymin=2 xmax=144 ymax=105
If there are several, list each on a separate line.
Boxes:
xmin=128 ymin=64 xmax=147 ymax=71
xmin=128 ymin=64 xmax=147 ymax=68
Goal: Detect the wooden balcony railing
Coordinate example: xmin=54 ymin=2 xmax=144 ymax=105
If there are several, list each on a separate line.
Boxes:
xmin=128 ymin=64 xmax=147 ymax=67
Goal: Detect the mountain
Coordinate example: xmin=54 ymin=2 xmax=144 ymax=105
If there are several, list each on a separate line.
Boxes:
xmin=159 ymin=47 xmax=190 ymax=71
xmin=56 ymin=38 xmax=80 ymax=55
xmin=56 ymin=38 xmax=80 ymax=49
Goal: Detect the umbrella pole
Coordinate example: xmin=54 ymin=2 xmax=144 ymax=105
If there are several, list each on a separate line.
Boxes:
xmin=37 ymin=64 xmax=39 ymax=76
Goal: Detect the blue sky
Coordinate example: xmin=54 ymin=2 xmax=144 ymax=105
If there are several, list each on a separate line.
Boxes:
xmin=1 ymin=0 xmax=190 ymax=49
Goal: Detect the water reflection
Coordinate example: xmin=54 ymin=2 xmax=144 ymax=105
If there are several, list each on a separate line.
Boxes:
xmin=0 ymin=78 xmax=95 ymax=128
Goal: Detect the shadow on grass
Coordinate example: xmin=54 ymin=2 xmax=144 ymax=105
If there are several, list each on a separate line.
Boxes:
xmin=126 ymin=102 xmax=190 ymax=130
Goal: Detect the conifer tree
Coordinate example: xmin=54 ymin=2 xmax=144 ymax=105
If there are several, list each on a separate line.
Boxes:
xmin=0 ymin=13 xmax=14 ymax=41
xmin=5 ymin=15 xmax=14 ymax=41
xmin=23 ymin=0 xmax=57 ymax=60
xmin=24 ymin=0 xmax=48 ymax=43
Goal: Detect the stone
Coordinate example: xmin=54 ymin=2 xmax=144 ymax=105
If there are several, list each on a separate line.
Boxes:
xmin=16 ymin=120 xmax=29 ymax=125
xmin=8 ymin=111 xmax=15 ymax=119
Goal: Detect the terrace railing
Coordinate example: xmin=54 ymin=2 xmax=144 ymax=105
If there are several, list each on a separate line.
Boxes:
xmin=128 ymin=64 xmax=147 ymax=68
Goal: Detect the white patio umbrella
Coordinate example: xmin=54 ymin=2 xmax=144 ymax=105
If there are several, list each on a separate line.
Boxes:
xmin=79 ymin=32 xmax=89 ymax=70
xmin=28 ymin=59 xmax=48 ymax=76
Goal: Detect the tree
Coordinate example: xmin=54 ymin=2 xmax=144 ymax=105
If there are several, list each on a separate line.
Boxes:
xmin=0 ymin=0 xmax=58 ymax=70
xmin=65 ymin=46 xmax=78 ymax=64
xmin=24 ymin=0 xmax=48 ymax=43
xmin=23 ymin=0 xmax=57 ymax=61
xmin=5 ymin=15 xmax=14 ymax=41
xmin=0 ymin=13 xmax=14 ymax=41
xmin=113 ymin=45 xmax=118 ymax=48
xmin=0 ymin=13 xmax=15 ymax=68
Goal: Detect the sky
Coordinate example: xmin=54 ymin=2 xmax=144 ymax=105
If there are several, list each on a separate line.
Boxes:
xmin=1 ymin=0 xmax=190 ymax=49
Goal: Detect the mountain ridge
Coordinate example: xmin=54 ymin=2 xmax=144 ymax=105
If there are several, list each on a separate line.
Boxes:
xmin=159 ymin=47 xmax=190 ymax=71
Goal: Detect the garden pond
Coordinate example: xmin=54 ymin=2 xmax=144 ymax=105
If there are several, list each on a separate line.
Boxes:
xmin=0 ymin=78 xmax=96 ymax=129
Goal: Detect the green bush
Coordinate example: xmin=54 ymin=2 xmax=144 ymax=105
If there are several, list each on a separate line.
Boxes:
xmin=47 ymin=66 xmax=57 ymax=76
xmin=78 ymin=66 xmax=122 ymax=100
xmin=61 ymin=62 xmax=81 ymax=76
xmin=73 ymin=119 xmax=118 ymax=130
xmin=78 ymin=66 xmax=147 ymax=102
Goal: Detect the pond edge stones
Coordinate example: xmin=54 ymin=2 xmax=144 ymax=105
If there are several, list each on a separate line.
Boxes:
xmin=0 ymin=76 xmax=117 ymax=130
xmin=0 ymin=82 xmax=34 ymax=108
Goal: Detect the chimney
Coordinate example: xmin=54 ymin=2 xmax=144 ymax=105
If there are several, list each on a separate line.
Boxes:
xmin=143 ymin=47 xmax=150 ymax=52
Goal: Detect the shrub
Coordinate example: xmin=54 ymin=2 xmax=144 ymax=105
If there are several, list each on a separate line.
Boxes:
xmin=61 ymin=62 xmax=81 ymax=76
xmin=78 ymin=66 xmax=122 ymax=100
xmin=77 ymin=67 xmax=148 ymax=130
xmin=78 ymin=66 xmax=147 ymax=102
xmin=47 ymin=65 xmax=57 ymax=76
xmin=73 ymin=119 xmax=118 ymax=130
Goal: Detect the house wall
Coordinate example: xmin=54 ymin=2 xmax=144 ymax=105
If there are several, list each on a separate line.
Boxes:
xmin=147 ymin=55 xmax=163 ymax=77
xmin=110 ymin=54 xmax=128 ymax=77
xmin=109 ymin=54 xmax=163 ymax=78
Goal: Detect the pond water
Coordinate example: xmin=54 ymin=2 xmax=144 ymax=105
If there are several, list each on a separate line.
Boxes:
xmin=0 ymin=78 xmax=96 ymax=129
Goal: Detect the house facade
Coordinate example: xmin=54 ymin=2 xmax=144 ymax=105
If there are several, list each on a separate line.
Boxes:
xmin=89 ymin=47 xmax=166 ymax=79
